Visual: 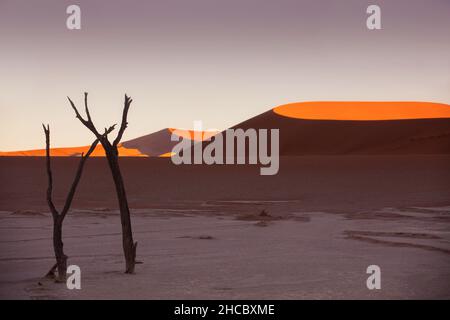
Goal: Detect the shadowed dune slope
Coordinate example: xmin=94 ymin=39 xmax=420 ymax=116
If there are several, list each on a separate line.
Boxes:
xmin=123 ymin=128 xmax=218 ymax=157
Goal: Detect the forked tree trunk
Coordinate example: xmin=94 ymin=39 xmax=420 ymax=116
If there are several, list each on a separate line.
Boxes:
xmin=68 ymin=93 xmax=137 ymax=273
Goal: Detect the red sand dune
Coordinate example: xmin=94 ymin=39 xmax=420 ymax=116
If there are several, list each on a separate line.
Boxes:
xmin=123 ymin=128 xmax=218 ymax=157
xmin=0 ymin=144 xmax=148 ymax=157
xmin=221 ymin=101 xmax=450 ymax=155
xmin=2 ymin=102 xmax=450 ymax=157
xmin=168 ymin=128 xmax=217 ymax=141
xmin=0 ymin=128 xmax=218 ymax=157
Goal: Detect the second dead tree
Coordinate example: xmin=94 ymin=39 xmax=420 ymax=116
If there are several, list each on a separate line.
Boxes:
xmin=68 ymin=93 xmax=138 ymax=274
xmin=43 ymin=124 xmax=103 ymax=281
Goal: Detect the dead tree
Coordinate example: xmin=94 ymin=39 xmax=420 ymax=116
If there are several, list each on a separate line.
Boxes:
xmin=43 ymin=124 xmax=102 ymax=281
xmin=67 ymin=93 xmax=138 ymax=273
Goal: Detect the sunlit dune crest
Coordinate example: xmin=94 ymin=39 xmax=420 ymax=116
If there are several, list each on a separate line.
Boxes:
xmin=0 ymin=144 xmax=148 ymax=157
xmin=168 ymin=128 xmax=218 ymax=141
xmin=159 ymin=152 xmax=176 ymax=158
xmin=273 ymin=101 xmax=450 ymax=121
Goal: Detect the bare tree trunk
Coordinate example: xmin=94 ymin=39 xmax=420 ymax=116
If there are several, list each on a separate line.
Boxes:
xmin=52 ymin=216 xmax=67 ymax=281
xmin=68 ymin=93 xmax=137 ymax=273
xmin=42 ymin=124 xmax=99 ymax=281
xmin=105 ymin=149 xmax=137 ymax=273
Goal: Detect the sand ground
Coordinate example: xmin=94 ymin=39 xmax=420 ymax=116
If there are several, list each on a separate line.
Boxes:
xmin=1 ymin=204 xmax=450 ymax=299
xmin=0 ymin=156 xmax=449 ymax=299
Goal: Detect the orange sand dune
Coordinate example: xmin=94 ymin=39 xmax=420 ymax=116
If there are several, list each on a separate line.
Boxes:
xmin=222 ymin=101 xmax=450 ymax=155
xmin=0 ymin=144 xmax=147 ymax=157
xmin=4 ymin=102 xmax=450 ymax=157
xmin=273 ymin=101 xmax=450 ymax=121
xmin=0 ymin=128 xmax=218 ymax=157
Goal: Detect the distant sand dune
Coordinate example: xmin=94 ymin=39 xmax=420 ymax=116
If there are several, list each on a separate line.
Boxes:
xmin=2 ymin=101 xmax=450 ymax=156
xmin=0 ymin=144 xmax=147 ymax=157
xmin=223 ymin=101 xmax=450 ymax=155
xmin=0 ymin=128 xmax=217 ymax=157
xmin=123 ymin=128 xmax=218 ymax=157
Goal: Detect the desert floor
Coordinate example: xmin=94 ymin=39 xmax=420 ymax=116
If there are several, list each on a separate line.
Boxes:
xmin=0 ymin=156 xmax=449 ymax=299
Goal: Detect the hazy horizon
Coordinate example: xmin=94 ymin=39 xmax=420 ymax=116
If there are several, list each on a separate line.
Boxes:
xmin=1 ymin=0 xmax=450 ymax=151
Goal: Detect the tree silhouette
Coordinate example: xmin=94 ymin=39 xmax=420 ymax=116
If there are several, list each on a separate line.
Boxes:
xmin=67 ymin=93 xmax=137 ymax=273
xmin=43 ymin=124 xmax=102 ymax=281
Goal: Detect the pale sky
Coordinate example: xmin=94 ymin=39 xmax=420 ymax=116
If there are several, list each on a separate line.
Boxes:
xmin=1 ymin=0 xmax=450 ymax=151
